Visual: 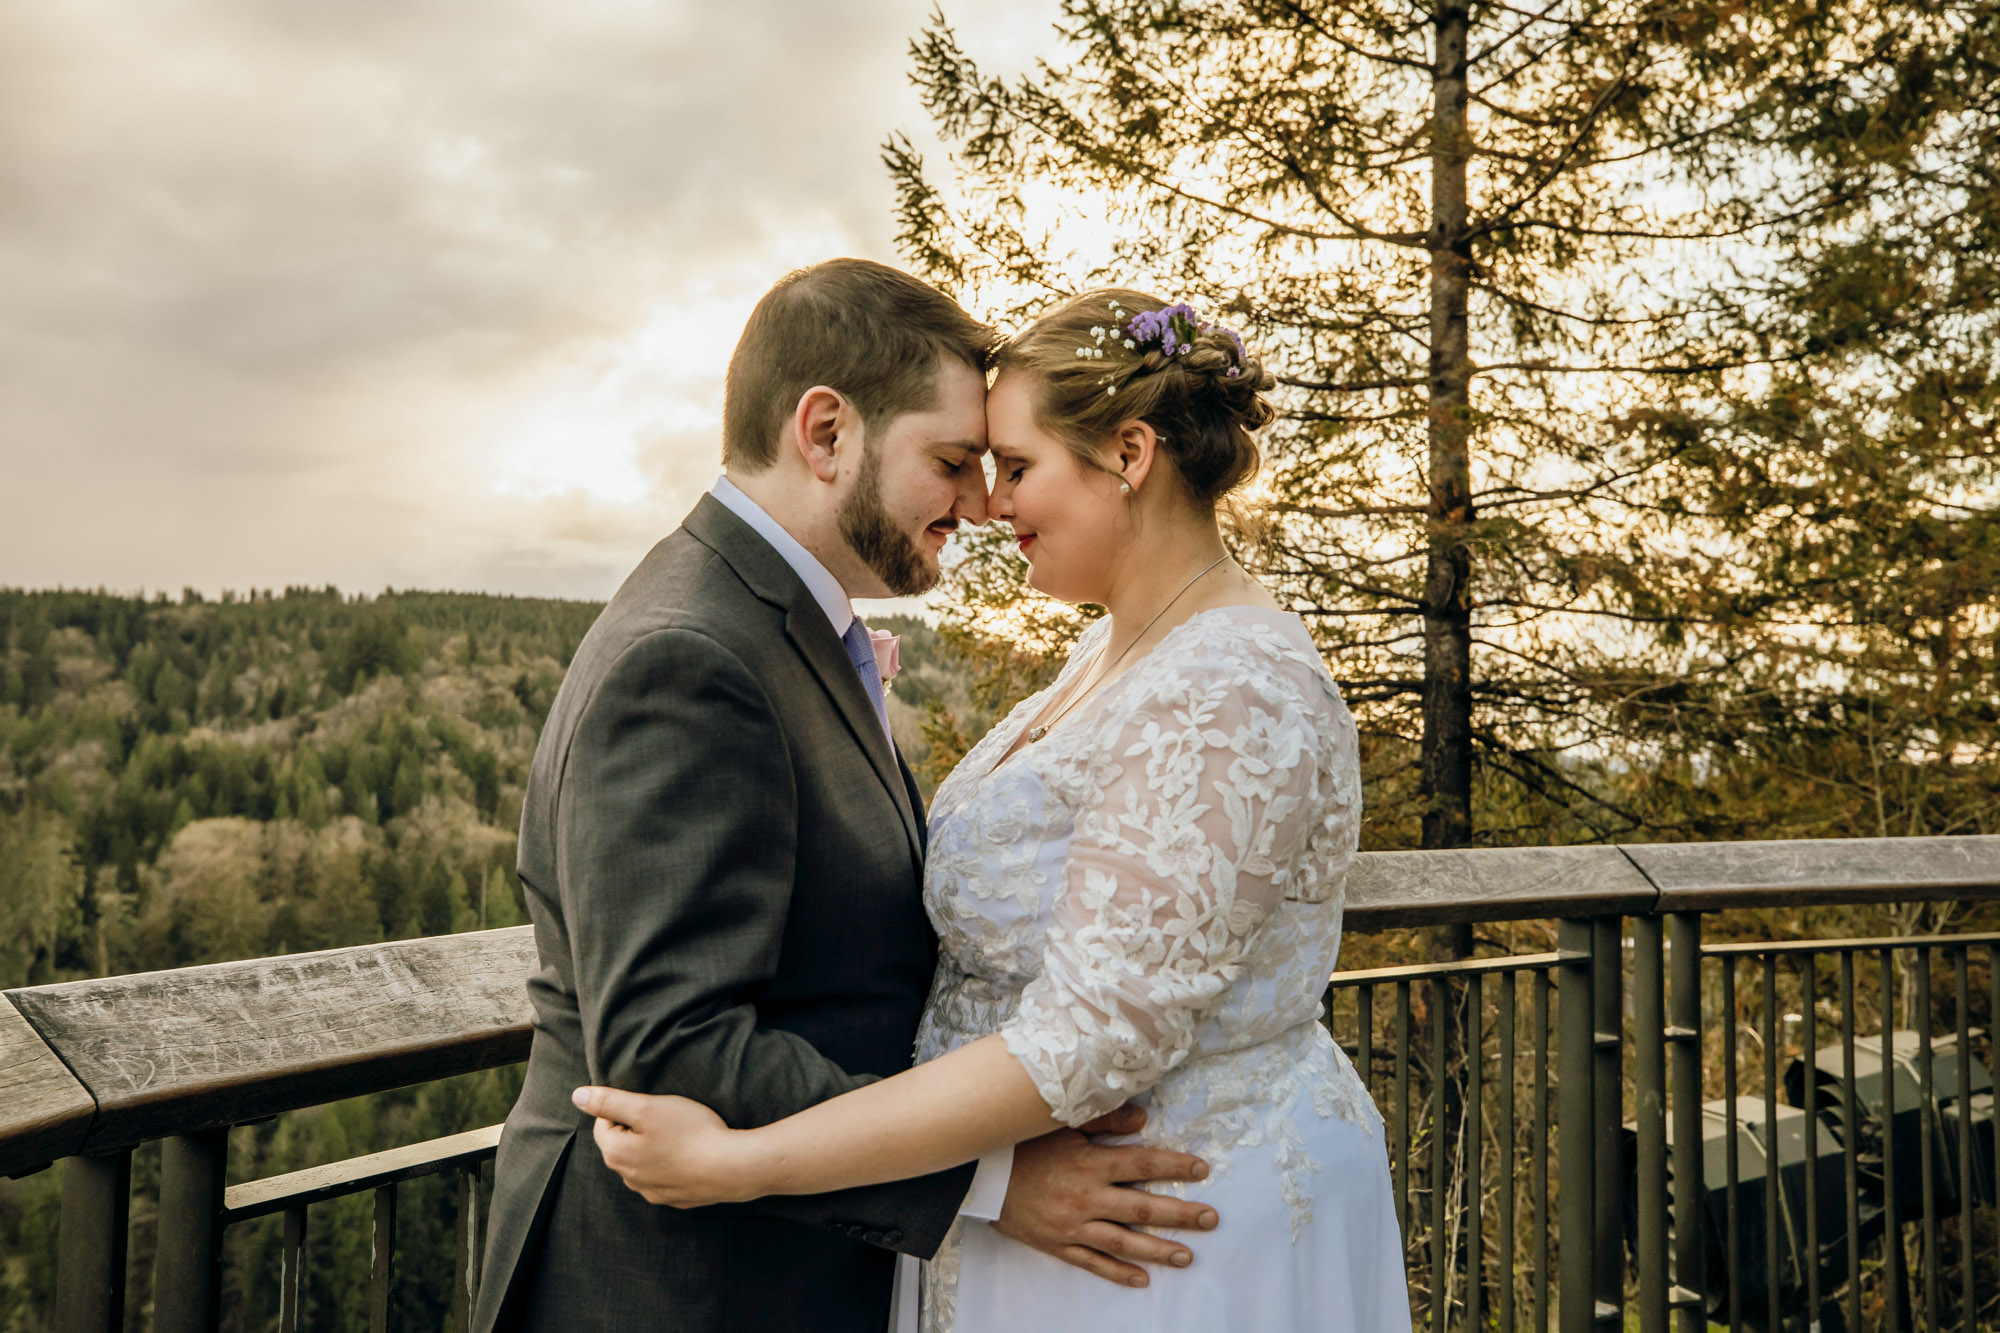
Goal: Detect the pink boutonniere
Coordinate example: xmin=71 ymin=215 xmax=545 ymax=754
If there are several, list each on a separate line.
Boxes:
xmin=868 ymin=629 xmax=901 ymax=684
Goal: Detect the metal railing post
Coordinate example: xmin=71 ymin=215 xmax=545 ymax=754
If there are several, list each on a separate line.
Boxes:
xmin=1534 ymin=971 xmax=1552 ymax=1331
xmin=1632 ymin=915 xmax=1667 ymax=1333
xmin=371 ymin=1183 xmax=398 ymax=1332
xmin=1558 ymin=918 xmax=1597 ymax=1333
xmin=154 ymin=1129 xmax=228 ymax=1333
xmin=54 ymin=1149 xmax=132 ymax=1333
xmin=1430 ymin=976 xmax=1448 ymax=1333
xmin=454 ymin=1164 xmax=483 ymax=1332
xmin=280 ymin=1205 xmax=307 ymax=1332
xmin=1666 ymin=913 xmax=1706 ymax=1333
xmin=1880 ymin=949 xmax=1906 ymax=1330
xmin=1592 ymin=916 xmax=1624 ymax=1330
xmin=1464 ymin=971 xmax=1484 ymax=1333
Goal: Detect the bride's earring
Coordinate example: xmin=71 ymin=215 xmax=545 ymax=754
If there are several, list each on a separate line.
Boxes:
xmin=1119 ymin=480 xmax=1132 ymax=496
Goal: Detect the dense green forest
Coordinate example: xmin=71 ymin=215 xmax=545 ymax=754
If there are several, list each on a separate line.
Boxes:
xmin=0 ymin=586 xmax=965 ymax=1330
xmin=0 ymin=587 xmax=588 ymax=991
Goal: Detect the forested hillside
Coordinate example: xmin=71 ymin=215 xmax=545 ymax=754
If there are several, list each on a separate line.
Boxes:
xmin=0 ymin=587 xmax=591 ymax=993
xmin=0 ymin=586 xmax=963 ymax=1330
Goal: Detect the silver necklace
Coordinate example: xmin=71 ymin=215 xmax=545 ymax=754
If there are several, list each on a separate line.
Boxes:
xmin=1027 ymin=555 xmax=1229 ymax=744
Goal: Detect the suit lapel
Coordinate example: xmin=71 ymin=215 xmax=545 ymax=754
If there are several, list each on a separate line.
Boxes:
xmin=899 ymin=753 xmax=929 ymax=857
xmin=685 ymin=496 xmax=922 ymax=860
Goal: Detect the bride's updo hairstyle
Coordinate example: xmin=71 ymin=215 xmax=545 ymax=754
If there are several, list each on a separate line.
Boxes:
xmin=994 ymin=289 xmax=1277 ymax=509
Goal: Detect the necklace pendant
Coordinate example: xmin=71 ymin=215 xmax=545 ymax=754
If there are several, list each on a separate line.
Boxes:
xmin=1028 ymin=725 xmax=1048 ymax=743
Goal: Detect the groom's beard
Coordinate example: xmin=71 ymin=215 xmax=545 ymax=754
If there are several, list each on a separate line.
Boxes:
xmin=838 ymin=452 xmax=940 ymax=596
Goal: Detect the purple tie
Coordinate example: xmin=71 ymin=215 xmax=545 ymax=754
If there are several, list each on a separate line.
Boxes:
xmin=840 ymin=616 xmax=894 ymax=749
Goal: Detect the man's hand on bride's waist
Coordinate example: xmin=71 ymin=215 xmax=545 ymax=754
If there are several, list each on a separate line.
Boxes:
xmin=996 ymin=1103 xmax=1220 ymax=1289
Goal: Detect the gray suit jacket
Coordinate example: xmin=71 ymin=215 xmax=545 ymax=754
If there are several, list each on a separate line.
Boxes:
xmin=474 ymin=494 xmax=976 ymax=1332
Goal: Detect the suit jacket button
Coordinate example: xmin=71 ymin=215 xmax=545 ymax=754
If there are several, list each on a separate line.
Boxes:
xmin=864 ymin=1229 xmax=885 ymax=1245
xmin=883 ymin=1229 xmax=903 ymax=1246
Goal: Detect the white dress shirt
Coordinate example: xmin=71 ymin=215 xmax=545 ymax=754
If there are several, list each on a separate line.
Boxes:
xmin=708 ymin=476 xmax=1013 ymax=1224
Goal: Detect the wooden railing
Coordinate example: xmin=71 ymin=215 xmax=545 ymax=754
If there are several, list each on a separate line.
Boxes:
xmin=7 ymin=834 xmax=2000 ymax=1332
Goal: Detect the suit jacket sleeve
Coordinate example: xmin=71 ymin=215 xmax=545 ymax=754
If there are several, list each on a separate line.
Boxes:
xmin=554 ymin=626 xmax=974 ymax=1255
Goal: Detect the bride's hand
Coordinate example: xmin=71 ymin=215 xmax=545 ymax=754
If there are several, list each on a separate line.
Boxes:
xmin=572 ymin=1086 xmax=758 ymax=1208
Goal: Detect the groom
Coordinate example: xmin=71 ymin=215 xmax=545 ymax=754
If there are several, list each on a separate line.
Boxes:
xmin=475 ymin=259 xmax=1216 ymax=1332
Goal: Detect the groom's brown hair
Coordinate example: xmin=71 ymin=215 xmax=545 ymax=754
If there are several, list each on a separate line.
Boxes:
xmin=722 ymin=259 xmax=996 ymax=471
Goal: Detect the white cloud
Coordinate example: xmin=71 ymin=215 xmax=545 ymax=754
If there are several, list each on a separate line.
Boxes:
xmin=0 ymin=0 xmax=1060 ymax=599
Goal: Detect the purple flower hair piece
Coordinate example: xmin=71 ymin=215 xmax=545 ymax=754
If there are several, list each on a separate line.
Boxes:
xmin=1122 ymin=304 xmax=1250 ymax=376
xmin=1124 ymin=303 xmax=1204 ymax=357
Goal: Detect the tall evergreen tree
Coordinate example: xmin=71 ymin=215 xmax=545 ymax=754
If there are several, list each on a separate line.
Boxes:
xmin=890 ymin=0 xmax=1999 ymax=953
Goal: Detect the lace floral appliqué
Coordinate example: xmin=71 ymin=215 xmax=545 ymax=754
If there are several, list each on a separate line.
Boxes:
xmin=915 ymin=609 xmax=1376 ymax=1331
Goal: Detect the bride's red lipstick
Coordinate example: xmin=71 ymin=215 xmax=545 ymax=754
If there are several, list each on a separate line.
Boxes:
xmin=1015 ymin=533 xmax=1036 ymax=553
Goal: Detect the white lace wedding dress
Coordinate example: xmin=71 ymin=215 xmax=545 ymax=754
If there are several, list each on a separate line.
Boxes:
xmin=893 ymin=605 xmax=1410 ymax=1332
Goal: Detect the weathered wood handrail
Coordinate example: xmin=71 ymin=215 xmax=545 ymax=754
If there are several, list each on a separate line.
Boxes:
xmin=5 ymin=833 xmax=1998 ymax=1180
xmin=3 ymin=929 xmax=536 ymax=1178
xmin=1340 ymin=833 xmax=2000 ymax=927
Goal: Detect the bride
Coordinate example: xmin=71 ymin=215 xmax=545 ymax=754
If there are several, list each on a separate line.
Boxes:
xmin=573 ymin=290 xmax=1411 ymax=1331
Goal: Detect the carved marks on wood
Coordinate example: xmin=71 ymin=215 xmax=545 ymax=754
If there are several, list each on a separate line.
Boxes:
xmin=7 ymin=927 xmax=536 ymax=1155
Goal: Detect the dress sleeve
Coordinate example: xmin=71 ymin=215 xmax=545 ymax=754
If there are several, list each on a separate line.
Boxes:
xmin=1001 ymin=653 xmax=1332 ymax=1125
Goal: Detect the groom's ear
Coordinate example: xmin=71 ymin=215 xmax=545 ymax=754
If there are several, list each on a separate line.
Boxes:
xmin=791 ymin=385 xmax=849 ymax=485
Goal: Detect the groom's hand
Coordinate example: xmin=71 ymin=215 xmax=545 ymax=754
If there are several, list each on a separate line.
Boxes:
xmin=991 ymin=1105 xmax=1218 ymax=1288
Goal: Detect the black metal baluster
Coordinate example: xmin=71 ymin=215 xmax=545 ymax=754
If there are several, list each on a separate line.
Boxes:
xmin=1466 ymin=970 xmax=1484 ymax=1333
xmin=1534 ymin=967 xmax=1551 ymax=1333
xmin=1882 ymin=948 xmax=1905 ymax=1331
xmin=1432 ymin=974 xmax=1449 ymax=1333
xmin=1397 ymin=979 xmax=1412 ymax=1239
xmin=371 ymin=1183 xmax=397 ymax=1333
xmin=1358 ymin=984 xmax=1375 ymax=1107
xmin=1989 ymin=946 xmax=1999 ymax=1325
xmin=1499 ymin=970 xmax=1517 ymax=1333
xmin=455 ymin=1164 xmax=482 ymax=1332
xmin=280 ymin=1205 xmax=307 ymax=1333
xmin=1722 ymin=955 xmax=1740 ymax=1333
xmin=154 ymin=1128 xmax=228 ymax=1333
xmin=1633 ymin=915 xmax=1667 ymax=1333
xmin=1917 ymin=946 xmax=1939 ymax=1331
xmin=54 ymin=1149 xmax=132 ymax=1333
xmin=1667 ymin=914 xmax=1705 ymax=1333
xmin=1764 ymin=955 xmax=1781 ymax=1333
xmin=1953 ymin=948 xmax=1973 ymax=1332
xmin=1842 ymin=950 xmax=1862 ymax=1333
xmin=1802 ymin=951 xmax=1820 ymax=1324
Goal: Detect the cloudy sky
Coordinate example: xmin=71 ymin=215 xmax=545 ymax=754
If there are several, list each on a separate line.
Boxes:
xmin=0 ymin=1 xmax=1060 ymax=601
